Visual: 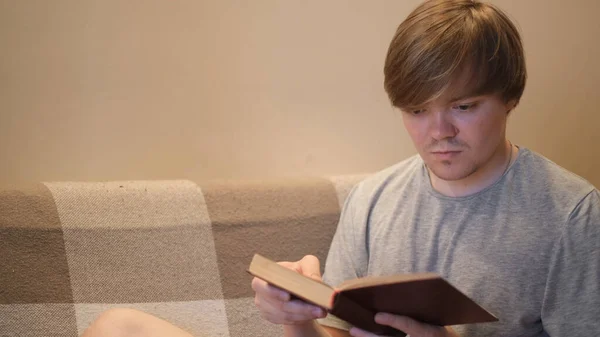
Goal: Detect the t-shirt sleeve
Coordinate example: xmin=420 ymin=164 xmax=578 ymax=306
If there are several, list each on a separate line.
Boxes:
xmin=541 ymin=189 xmax=600 ymax=335
xmin=317 ymin=183 xmax=371 ymax=331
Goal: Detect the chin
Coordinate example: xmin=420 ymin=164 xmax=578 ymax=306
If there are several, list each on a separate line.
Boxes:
xmin=427 ymin=162 xmax=477 ymax=181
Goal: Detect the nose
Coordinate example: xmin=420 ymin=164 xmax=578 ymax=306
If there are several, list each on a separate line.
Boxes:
xmin=430 ymin=110 xmax=457 ymax=140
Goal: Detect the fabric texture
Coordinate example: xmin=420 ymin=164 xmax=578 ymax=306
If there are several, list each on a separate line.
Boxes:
xmin=0 ymin=175 xmax=366 ymax=337
xmin=318 ymin=147 xmax=600 ymax=336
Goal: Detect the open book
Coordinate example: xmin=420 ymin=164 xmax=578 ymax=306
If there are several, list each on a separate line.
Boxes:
xmin=247 ymin=254 xmax=498 ymax=336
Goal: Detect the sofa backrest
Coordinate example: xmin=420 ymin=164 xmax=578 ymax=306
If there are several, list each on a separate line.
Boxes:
xmin=0 ymin=175 xmax=365 ymax=337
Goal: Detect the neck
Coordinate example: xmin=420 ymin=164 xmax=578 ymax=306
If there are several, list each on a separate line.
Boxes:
xmin=429 ymin=140 xmax=515 ymax=197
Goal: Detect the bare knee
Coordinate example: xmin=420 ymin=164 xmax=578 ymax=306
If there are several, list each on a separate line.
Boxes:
xmin=82 ymin=308 xmax=148 ymax=337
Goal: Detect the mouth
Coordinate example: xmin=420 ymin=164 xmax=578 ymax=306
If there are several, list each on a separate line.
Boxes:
xmin=431 ymin=150 xmax=462 ymax=154
xmin=430 ymin=150 xmax=462 ymax=160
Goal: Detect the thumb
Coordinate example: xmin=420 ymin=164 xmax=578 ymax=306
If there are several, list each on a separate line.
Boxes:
xmin=299 ymin=255 xmax=322 ymax=281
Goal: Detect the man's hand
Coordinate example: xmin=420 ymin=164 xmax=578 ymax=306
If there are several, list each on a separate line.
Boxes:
xmin=251 ymin=255 xmax=327 ymax=326
xmin=349 ymin=313 xmax=459 ymax=337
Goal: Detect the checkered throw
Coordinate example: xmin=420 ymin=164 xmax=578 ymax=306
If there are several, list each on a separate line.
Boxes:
xmin=0 ymin=175 xmax=365 ymax=337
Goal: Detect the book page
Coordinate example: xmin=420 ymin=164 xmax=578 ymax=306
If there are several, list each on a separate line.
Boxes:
xmin=336 ymin=272 xmax=440 ymax=291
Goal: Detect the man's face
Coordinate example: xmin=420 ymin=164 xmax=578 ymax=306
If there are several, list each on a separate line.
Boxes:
xmin=401 ymin=89 xmax=514 ymax=182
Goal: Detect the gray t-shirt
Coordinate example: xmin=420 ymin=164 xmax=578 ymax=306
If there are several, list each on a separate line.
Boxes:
xmin=318 ymin=148 xmax=599 ymax=336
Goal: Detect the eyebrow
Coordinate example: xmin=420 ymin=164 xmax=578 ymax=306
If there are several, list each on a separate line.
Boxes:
xmin=448 ymin=93 xmax=479 ymax=103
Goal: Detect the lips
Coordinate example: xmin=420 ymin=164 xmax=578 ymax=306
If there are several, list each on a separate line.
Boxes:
xmin=431 ymin=151 xmax=461 ymax=160
xmin=431 ymin=150 xmax=461 ymax=154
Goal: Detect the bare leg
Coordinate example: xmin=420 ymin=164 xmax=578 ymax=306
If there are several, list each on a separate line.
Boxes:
xmin=81 ymin=308 xmax=194 ymax=337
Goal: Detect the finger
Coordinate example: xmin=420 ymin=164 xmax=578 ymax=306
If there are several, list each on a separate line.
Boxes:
xmin=277 ymin=257 xmax=321 ymax=281
xmin=280 ymin=299 xmax=326 ymax=318
xmin=278 ymin=261 xmax=303 ymax=273
xmin=252 ymin=277 xmax=291 ymax=301
xmin=256 ymin=298 xmax=290 ymax=325
xmin=257 ymin=296 xmax=326 ymax=325
xmin=255 ymin=292 xmax=295 ymax=325
xmin=375 ymin=313 xmax=447 ymax=337
xmin=253 ymin=278 xmax=325 ymax=317
xmin=263 ymin=309 xmax=325 ymax=325
xmin=259 ymin=293 xmax=325 ymax=319
xmin=298 ymin=255 xmax=322 ymax=281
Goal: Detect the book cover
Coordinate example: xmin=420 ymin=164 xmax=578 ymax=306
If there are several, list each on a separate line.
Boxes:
xmin=247 ymin=253 xmax=497 ymax=336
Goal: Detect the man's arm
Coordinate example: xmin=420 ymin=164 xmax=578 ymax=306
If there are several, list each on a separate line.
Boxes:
xmin=541 ymin=190 xmax=600 ymax=335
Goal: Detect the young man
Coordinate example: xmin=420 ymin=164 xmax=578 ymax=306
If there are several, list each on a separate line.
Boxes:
xmin=252 ymin=0 xmax=599 ymax=337
xmin=82 ymin=1 xmax=598 ymax=336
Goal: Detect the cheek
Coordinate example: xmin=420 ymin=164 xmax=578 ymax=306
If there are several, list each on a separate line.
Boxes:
xmin=457 ymin=114 xmax=505 ymax=147
xmin=402 ymin=116 xmax=427 ymax=145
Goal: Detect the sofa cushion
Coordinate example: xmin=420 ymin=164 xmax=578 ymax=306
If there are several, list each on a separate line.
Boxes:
xmin=0 ymin=175 xmax=365 ymax=337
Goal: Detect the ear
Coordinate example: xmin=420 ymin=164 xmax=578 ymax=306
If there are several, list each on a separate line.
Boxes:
xmin=506 ymin=99 xmax=518 ymax=114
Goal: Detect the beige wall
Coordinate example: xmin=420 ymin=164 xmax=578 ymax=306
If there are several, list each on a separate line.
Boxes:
xmin=1 ymin=0 xmax=599 ymax=187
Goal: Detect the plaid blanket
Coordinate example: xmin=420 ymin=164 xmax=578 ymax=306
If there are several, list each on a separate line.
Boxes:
xmin=0 ymin=175 xmax=365 ymax=337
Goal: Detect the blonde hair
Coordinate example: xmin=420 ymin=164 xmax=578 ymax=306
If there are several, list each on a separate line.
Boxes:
xmin=383 ymin=0 xmax=527 ymax=109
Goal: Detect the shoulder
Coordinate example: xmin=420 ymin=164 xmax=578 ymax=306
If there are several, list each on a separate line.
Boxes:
xmin=515 ymin=148 xmax=596 ymax=205
xmin=346 ymin=154 xmax=425 ymax=206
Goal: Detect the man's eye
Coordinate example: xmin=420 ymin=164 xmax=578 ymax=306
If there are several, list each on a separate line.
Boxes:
xmin=454 ymin=104 xmax=474 ymax=111
xmin=412 ymin=109 xmax=424 ymax=115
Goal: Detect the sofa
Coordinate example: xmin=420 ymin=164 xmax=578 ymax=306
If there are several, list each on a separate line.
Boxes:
xmin=0 ymin=174 xmax=366 ymax=337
